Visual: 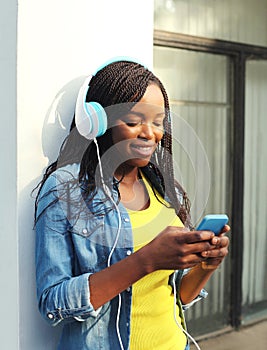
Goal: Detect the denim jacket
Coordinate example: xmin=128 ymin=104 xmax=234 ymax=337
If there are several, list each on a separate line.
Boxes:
xmin=35 ymin=163 xmax=206 ymax=350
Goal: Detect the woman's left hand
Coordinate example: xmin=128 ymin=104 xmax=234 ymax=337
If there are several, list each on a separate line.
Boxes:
xmin=200 ymin=225 xmax=230 ymax=270
xmin=180 ymin=225 xmax=230 ymax=304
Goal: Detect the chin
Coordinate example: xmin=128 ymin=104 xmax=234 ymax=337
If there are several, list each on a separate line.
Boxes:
xmin=128 ymin=158 xmax=151 ymax=168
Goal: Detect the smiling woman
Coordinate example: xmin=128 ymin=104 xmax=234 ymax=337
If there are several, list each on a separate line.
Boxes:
xmin=34 ymin=59 xmax=229 ymax=350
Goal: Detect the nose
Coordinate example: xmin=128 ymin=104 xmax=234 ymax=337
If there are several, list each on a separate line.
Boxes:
xmin=138 ymin=122 xmax=154 ymax=140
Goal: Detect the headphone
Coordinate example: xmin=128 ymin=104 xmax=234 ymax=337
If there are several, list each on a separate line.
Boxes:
xmin=75 ymin=75 xmax=108 ymax=140
xmin=75 ymin=56 xmax=147 ymax=140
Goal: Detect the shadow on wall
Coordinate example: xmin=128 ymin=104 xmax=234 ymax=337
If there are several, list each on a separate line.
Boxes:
xmin=19 ymin=76 xmax=86 ymax=350
xmin=42 ymin=76 xmax=86 ymax=163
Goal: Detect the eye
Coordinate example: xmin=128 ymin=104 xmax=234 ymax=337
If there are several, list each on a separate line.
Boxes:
xmin=125 ymin=121 xmax=141 ymax=127
xmin=152 ymin=119 xmax=164 ymax=129
xmin=153 ymin=122 xmax=163 ymax=127
xmin=122 ymin=116 xmax=142 ymax=127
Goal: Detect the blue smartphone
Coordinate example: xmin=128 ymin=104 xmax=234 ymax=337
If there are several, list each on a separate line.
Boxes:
xmin=196 ymin=214 xmax=229 ymax=235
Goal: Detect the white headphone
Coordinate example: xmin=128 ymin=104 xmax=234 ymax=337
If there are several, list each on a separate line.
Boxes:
xmin=75 ymin=75 xmax=108 ymax=140
xmin=75 ymin=56 xmax=147 ymax=139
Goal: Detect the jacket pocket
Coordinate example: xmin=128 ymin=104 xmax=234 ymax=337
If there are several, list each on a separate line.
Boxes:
xmin=69 ymin=215 xmax=111 ymax=268
xmin=70 ymin=214 xmax=105 ymax=239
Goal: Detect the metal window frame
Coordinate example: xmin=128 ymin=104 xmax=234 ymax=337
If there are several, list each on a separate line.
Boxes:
xmin=154 ymin=29 xmax=267 ymax=329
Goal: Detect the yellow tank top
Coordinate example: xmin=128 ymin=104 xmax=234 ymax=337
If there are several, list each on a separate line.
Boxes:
xmin=127 ymin=176 xmax=187 ymax=350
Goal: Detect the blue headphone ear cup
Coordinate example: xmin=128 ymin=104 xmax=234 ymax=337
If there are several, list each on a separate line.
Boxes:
xmin=85 ymin=101 xmax=107 ymax=138
xmin=75 ymin=77 xmax=107 ymax=139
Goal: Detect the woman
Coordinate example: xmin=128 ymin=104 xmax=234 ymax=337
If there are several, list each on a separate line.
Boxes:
xmin=35 ymin=59 xmax=229 ymax=350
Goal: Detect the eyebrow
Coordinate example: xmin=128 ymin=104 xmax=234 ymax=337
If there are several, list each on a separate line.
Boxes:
xmin=126 ymin=111 xmax=166 ymax=118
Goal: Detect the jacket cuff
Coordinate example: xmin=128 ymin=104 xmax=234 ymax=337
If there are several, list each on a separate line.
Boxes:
xmin=45 ymin=273 xmax=102 ymax=325
xmin=182 ymin=288 xmax=208 ymax=310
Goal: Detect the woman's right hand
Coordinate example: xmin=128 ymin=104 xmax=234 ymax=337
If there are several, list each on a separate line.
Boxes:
xmin=140 ymin=226 xmax=216 ymax=273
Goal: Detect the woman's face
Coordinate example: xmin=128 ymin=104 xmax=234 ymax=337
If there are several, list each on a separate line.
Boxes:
xmin=111 ymin=83 xmax=165 ymax=169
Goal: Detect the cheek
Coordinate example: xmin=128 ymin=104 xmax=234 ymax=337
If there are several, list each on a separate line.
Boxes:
xmin=155 ymin=129 xmax=164 ymax=143
xmin=111 ymin=126 xmax=137 ymax=144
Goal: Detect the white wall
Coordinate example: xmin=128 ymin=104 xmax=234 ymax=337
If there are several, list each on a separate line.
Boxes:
xmin=0 ymin=1 xmax=19 ymax=349
xmin=14 ymin=1 xmax=154 ymax=349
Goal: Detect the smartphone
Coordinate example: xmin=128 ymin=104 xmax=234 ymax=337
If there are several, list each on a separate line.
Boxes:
xmin=196 ymin=214 xmax=229 ymax=235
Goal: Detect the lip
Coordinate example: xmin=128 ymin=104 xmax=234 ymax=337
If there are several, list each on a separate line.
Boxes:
xmin=130 ymin=143 xmax=156 ymax=157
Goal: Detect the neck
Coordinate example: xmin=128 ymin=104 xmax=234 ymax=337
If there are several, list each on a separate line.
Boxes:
xmin=114 ymin=166 xmax=140 ymax=184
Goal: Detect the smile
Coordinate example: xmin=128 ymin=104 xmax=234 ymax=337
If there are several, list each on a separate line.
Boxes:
xmin=130 ymin=144 xmax=155 ymax=157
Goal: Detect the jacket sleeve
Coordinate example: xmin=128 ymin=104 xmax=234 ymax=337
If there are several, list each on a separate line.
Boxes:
xmin=170 ymin=269 xmax=208 ymax=311
xmin=35 ymin=174 xmax=101 ymax=326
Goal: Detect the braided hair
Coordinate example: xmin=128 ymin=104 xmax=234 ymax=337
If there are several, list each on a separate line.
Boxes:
xmin=34 ymin=60 xmax=191 ymax=227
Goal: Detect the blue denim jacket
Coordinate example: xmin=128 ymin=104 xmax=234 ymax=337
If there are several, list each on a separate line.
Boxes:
xmin=35 ymin=163 xmax=206 ymax=350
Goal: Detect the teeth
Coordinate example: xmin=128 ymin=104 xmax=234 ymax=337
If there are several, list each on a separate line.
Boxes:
xmin=138 ymin=147 xmax=150 ymax=151
xmin=133 ymin=146 xmax=152 ymax=150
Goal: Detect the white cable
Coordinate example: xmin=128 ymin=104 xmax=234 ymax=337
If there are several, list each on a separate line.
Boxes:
xmin=116 ymin=293 xmax=124 ymax=350
xmin=106 ymin=194 xmax=122 ymax=268
xmin=94 ymin=138 xmax=105 ymax=186
xmin=172 ymin=274 xmax=201 ymax=350
xmin=94 ymin=138 xmax=125 ymax=350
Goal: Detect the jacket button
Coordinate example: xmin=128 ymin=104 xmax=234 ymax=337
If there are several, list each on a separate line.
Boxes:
xmin=124 ymin=218 xmax=130 ymax=222
xmin=126 ymin=250 xmax=132 ymax=256
xmin=82 ymin=228 xmax=88 ymax=234
xmin=47 ymin=313 xmax=54 ymax=320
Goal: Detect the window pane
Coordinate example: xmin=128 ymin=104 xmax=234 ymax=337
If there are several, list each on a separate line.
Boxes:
xmin=154 ymin=0 xmax=267 ymax=47
xmin=243 ymin=60 xmax=267 ymax=322
xmin=154 ymin=46 xmax=232 ymax=334
xmin=154 ymin=47 xmax=228 ymax=105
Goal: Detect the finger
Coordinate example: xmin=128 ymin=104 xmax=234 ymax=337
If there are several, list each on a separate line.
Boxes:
xmin=211 ymin=235 xmax=229 ymax=247
xmin=182 ymin=230 xmax=215 ymax=244
xmin=180 ymin=241 xmax=216 ymax=257
xmin=201 ymin=246 xmax=228 ymax=259
xmin=219 ymin=224 xmax=231 ymax=235
xmin=178 ymin=253 xmax=209 ymax=268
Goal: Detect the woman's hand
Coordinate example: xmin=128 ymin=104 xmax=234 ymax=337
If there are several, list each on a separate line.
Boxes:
xmin=140 ymin=226 xmax=220 ymax=273
xmin=199 ymin=224 xmax=230 ymax=270
xmin=178 ymin=225 xmax=230 ymax=304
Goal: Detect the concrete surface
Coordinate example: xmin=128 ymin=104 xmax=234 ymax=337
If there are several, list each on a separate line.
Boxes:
xmin=197 ymin=320 xmax=267 ymax=349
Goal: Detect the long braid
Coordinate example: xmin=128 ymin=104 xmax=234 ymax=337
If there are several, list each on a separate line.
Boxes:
xmin=150 ymin=78 xmax=191 ymax=227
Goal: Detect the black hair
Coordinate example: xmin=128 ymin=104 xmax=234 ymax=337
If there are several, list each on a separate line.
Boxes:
xmin=34 ymin=60 xmax=191 ymax=227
